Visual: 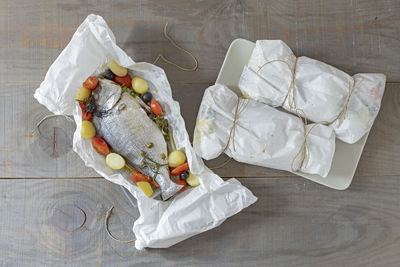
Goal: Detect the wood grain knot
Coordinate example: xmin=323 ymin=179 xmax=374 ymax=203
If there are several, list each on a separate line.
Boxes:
xmin=36 ymin=126 xmax=72 ymax=158
xmin=48 ymin=204 xmax=87 ymax=232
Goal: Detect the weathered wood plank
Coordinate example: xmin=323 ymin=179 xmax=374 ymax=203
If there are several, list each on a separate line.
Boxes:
xmin=1 ymin=177 xmax=400 ymax=266
xmin=1 ymin=83 xmax=399 ymax=179
xmin=0 ymin=0 xmax=399 ymax=179
xmin=0 ymin=0 xmax=399 ymax=84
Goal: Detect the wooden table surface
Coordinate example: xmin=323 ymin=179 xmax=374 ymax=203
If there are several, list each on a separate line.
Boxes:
xmin=1 ymin=0 xmax=400 ymax=266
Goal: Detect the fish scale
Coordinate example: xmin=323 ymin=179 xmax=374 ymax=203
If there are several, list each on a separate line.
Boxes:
xmin=92 ymin=79 xmax=182 ymax=200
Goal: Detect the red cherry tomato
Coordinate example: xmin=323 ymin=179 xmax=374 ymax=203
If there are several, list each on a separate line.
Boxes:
xmin=82 ymin=110 xmax=93 ymax=121
xmin=79 ymin=102 xmax=92 ymax=121
xmin=150 ymin=99 xmax=163 ymax=116
xmin=91 ymin=137 xmax=110 ymax=156
xmin=174 ymin=179 xmax=187 ymax=192
xmin=83 ymin=76 xmax=99 ymax=90
xmin=113 ymin=74 xmax=132 ymax=88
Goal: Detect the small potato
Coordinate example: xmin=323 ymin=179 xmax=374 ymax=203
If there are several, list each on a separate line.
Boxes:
xmin=186 ymin=172 xmax=200 ymax=187
xmin=109 ymin=59 xmax=127 ymax=77
xmin=168 ymin=150 xmax=186 ymax=168
xmin=132 ymin=77 xmax=149 ymax=94
xmin=81 ymin=121 xmax=96 ymax=138
xmin=106 ymin=153 xmax=126 ymax=170
xmin=76 ymin=86 xmax=92 ymax=102
xmin=137 ymin=181 xmax=154 ymax=197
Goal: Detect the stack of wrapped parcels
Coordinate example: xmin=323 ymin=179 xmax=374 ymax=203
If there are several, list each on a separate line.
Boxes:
xmin=194 ymin=40 xmax=386 ymax=177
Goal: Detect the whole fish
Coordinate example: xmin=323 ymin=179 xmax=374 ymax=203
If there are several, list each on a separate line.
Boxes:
xmin=92 ymin=79 xmax=182 ymax=200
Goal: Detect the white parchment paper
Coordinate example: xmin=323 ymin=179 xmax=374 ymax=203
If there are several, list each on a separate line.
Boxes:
xmin=34 ymin=14 xmax=256 ymax=250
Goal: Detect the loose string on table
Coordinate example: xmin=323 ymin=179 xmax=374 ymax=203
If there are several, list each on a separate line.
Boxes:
xmin=105 ymin=206 xmax=136 ymax=243
xmin=256 ymin=57 xmax=355 ymax=127
xmin=153 ymin=22 xmax=198 ymax=72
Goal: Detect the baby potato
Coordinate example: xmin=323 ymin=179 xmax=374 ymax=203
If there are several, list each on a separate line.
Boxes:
xmin=109 ymin=59 xmax=127 ymax=77
xmin=106 ymin=153 xmax=126 ymax=170
xmin=168 ymin=150 xmax=186 ymax=168
xmin=132 ymin=77 xmax=149 ymax=94
xmin=186 ymin=172 xmax=200 ymax=187
xmin=81 ymin=121 xmax=96 ymax=138
xmin=76 ymin=86 xmax=92 ymax=102
xmin=137 ymin=181 xmax=154 ymax=197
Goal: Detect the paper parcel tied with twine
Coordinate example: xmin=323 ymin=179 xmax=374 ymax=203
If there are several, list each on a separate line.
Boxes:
xmin=239 ymin=40 xmax=386 ymax=144
xmin=193 ymin=84 xmax=336 ymax=177
xmin=34 ymin=14 xmax=256 ymax=250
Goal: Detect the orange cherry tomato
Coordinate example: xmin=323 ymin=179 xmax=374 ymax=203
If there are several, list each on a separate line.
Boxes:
xmin=150 ymin=99 xmax=163 ymax=116
xmin=83 ymin=76 xmax=99 ymax=90
xmin=170 ymin=162 xmax=189 ymax=176
xmin=174 ymin=179 xmax=187 ymax=192
xmin=152 ymin=180 xmax=160 ymax=188
xmin=131 ymin=169 xmax=152 ymax=183
xmin=91 ymin=137 xmax=110 ymax=156
xmin=113 ymin=74 xmax=132 ymax=88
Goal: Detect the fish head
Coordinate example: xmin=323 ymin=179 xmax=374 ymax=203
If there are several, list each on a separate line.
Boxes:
xmin=92 ymin=79 xmax=122 ymax=115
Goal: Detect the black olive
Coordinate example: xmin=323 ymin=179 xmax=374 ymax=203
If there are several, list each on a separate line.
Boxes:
xmin=103 ymin=69 xmax=115 ymax=80
xmin=141 ymin=92 xmax=152 ymax=104
xmin=180 ymin=171 xmax=190 ymax=180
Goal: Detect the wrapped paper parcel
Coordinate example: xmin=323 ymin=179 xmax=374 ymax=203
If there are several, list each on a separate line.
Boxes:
xmin=193 ymin=84 xmax=336 ymax=178
xmin=34 ymin=14 xmax=256 ymax=250
xmin=239 ymin=40 xmax=386 ymax=144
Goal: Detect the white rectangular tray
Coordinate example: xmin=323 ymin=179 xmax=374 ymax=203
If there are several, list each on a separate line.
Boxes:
xmin=216 ymin=38 xmax=369 ymax=190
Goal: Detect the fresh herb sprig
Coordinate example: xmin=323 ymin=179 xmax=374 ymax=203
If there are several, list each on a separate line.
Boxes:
xmin=151 ymin=115 xmax=169 ymax=138
xmin=121 ymin=84 xmax=137 ymax=98
xmin=139 ymin=151 xmax=168 ymax=180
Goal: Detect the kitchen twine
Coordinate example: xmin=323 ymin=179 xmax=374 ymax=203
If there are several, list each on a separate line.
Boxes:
xmin=153 ymin=22 xmax=198 ymax=72
xmin=209 ymin=97 xmax=249 ymax=170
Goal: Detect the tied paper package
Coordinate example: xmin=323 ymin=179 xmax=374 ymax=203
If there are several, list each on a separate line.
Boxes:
xmin=239 ymin=40 xmax=386 ymax=144
xmin=34 ymin=14 xmax=257 ymax=250
xmin=193 ymin=84 xmax=336 ymax=178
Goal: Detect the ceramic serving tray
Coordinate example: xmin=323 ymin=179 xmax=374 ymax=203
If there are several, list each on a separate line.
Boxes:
xmin=216 ymin=38 xmax=370 ymax=190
